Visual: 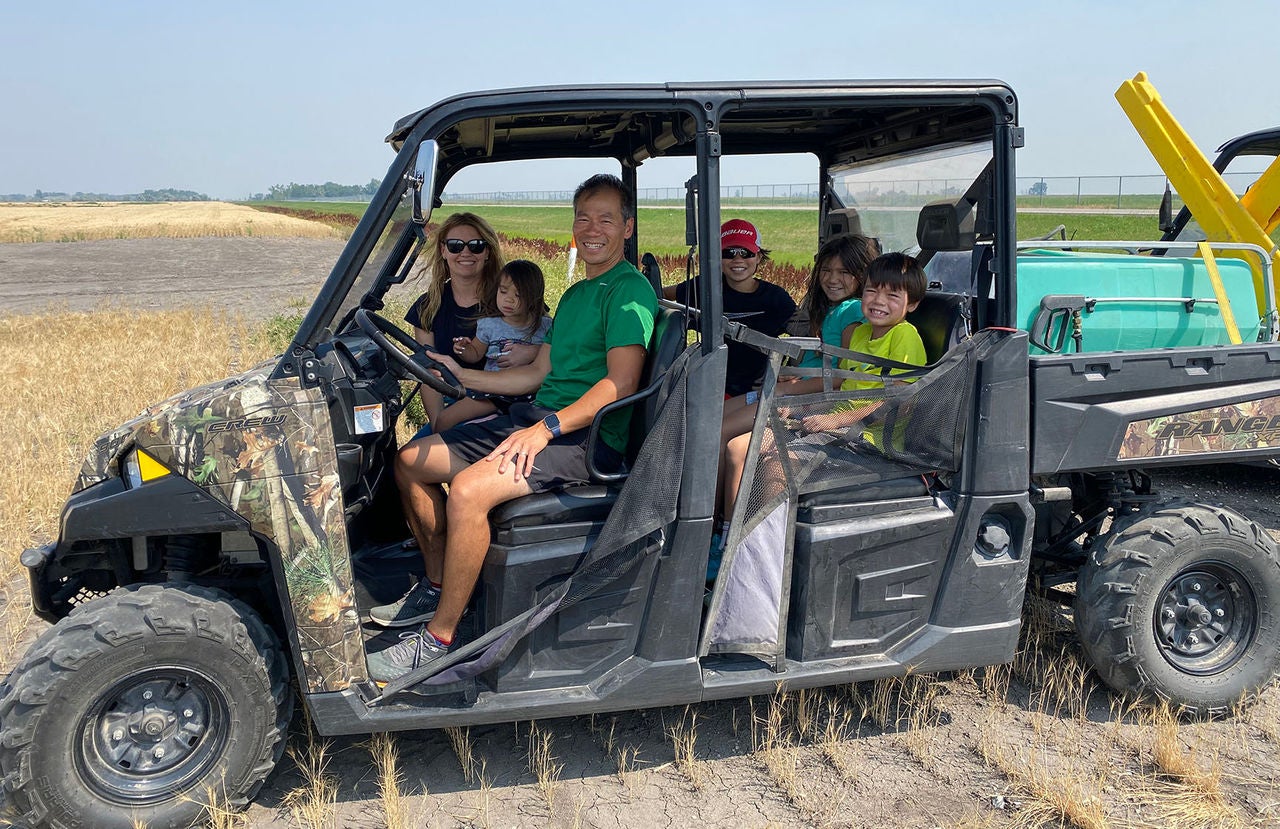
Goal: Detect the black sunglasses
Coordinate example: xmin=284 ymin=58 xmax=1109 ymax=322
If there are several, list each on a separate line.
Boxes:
xmin=722 ymin=247 xmax=757 ymax=260
xmin=444 ymin=238 xmax=488 ymax=254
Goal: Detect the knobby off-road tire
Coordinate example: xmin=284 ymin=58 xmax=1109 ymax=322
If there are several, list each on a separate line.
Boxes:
xmin=0 ymin=583 xmax=293 ymax=829
xmin=1076 ymin=501 xmax=1280 ymax=716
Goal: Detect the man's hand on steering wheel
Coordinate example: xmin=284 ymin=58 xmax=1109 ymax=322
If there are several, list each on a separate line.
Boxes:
xmin=354 ymin=309 xmax=465 ymax=398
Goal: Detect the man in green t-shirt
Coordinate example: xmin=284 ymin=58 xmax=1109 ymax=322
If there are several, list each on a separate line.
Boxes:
xmin=366 ymin=174 xmax=657 ymax=682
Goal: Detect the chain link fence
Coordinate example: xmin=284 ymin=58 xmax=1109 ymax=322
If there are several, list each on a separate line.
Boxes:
xmin=442 ymin=170 xmax=1265 ymax=210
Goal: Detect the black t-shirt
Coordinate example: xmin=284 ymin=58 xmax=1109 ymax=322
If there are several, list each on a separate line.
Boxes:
xmin=403 ymin=281 xmax=485 ymax=370
xmin=675 ymin=277 xmax=797 ymax=396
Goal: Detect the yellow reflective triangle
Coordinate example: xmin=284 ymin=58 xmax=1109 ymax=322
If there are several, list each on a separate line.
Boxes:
xmin=136 ymin=448 xmax=171 ymax=482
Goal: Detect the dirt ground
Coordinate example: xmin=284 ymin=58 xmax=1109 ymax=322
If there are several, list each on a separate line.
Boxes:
xmin=0 ymin=237 xmax=345 ymax=319
xmin=3 ymin=238 xmax=1280 ymax=829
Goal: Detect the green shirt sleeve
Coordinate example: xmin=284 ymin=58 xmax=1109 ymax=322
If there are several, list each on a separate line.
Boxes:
xmin=605 ymin=271 xmax=657 ymax=351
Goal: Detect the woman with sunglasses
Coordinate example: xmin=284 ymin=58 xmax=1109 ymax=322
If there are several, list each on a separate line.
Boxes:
xmin=405 ymin=213 xmax=510 ymax=432
xmin=662 ymin=219 xmax=796 ymax=397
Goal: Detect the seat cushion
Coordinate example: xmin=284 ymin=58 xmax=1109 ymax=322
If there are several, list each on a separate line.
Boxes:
xmin=490 ymin=485 xmax=619 ymax=529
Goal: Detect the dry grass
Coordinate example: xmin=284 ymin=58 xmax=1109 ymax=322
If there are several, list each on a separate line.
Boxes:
xmin=367 ymin=732 xmax=414 ymax=829
xmin=967 ymin=596 xmax=1269 ymax=829
xmin=192 ymin=786 xmax=248 ymax=829
xmin=616 ymin=743 xmax=642 ymax=792
xmin=282 ymin=737 xmax=339 ymax=829
xmin=445 ymin=725 xmax=477 ymax=784
xmin=1122 ymin=704 xmax=1249 ymax=829
xmin=474 ymin=757 xmax=493 ymax=829
xmin=818 ymin=695 xmax=857 ymax=780
xmin=978 ymin=726 xmax=1108 ymax=829
xmin=0 ymin=201 xmax=342 ymax=243
xmin=666 ymin=706 xmax=706 ymax=790
xmin=525 ymin=721 xmax=562 ymax=814
xmin=753 ymin=692 xmax=802 ymax=805
xmin=0 ymin=308 xmax=275 ymax=668
xmin=590 ymin=714 xmax=643 ymax=794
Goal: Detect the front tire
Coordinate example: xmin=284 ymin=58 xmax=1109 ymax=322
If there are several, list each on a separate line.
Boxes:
xmin=0 ymin=584 xmax=293 ymax=829
xmin=1076 ymin=501 xmax=1280 ymax=716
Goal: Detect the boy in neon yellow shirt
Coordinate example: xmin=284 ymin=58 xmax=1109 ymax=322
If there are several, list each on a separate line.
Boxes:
xmin=709 ymin=253 xmax=929 ymax=589
xmin=719 ymin=252 xmax=928 ymax=533
xmin=800 ymin=252 xmax=927 ymax=436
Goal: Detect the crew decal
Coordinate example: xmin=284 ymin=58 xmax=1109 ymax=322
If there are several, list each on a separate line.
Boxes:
xmin=1119 ymin=397 xmax=1280 ymax=459
xmin=208 ymin=414 xmax=287 ymax=433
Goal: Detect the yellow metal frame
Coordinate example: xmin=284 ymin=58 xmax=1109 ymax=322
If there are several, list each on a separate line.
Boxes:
xmin=1115 ymin=72 xmax=1280 ymax=319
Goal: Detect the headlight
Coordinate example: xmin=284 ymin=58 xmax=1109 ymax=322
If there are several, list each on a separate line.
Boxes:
xmin=123 ymin=448 xmax=171 ymax=488
xmin=124 ymin=452 xmax=143 ymax=488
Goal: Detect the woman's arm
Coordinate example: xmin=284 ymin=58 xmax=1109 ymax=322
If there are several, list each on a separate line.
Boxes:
xmin=413 ymin=326 xmax=446 ymax=423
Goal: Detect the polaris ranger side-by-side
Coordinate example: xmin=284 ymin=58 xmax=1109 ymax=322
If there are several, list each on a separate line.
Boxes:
xmin=4 ymin=78 xmax=1279 ymax=828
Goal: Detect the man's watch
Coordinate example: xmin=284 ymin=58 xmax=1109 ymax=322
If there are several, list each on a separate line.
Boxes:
xmin=541 ymin=413 xmax=562 ymax=438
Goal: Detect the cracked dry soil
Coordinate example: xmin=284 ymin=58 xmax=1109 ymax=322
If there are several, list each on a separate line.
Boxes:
xmin=3 ymin=237 xmax=1280 ymax=828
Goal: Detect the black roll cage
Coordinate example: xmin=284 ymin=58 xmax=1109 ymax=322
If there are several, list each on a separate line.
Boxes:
xmin=275 ymin=81 xmax=1020 ymax=381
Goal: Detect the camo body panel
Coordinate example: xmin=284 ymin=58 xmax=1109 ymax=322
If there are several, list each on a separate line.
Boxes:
xmin=1119 ymin=395 xmax=1280 ymax=460
xmin=75 ymin=360 xmax=366 ymax=691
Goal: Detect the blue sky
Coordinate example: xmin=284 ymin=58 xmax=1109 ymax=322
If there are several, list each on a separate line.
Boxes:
xmin=2 ymin=1 xmax=1276 ymax=199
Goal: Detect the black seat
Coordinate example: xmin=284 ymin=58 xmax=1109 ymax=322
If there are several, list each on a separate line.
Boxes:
xmin=489 ymin=306 xmax=686 ymax=538
xmin=905 ymin=292 xmax=971 ymax=364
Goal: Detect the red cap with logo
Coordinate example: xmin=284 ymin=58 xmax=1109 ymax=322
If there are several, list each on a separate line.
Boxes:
xmin=720 ymin=219 xmax=761 ymax=254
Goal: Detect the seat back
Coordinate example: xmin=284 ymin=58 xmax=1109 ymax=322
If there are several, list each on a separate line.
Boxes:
xmin=627 ymin=306 xmax=685 ymax=459
xmin=905 ymin=292 xmax=972 ymax=364
xmin=822 ymin=207 xmax=864 ymax=241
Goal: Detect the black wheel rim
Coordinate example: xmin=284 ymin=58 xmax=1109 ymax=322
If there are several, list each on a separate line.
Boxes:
xmin=75 ymin=667 xmax=229 ymax=806
xmin=1155 ymin=561 xmax=1257 ymax=675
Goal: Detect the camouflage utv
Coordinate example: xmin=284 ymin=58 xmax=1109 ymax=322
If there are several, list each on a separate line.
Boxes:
xmin=4 ymin=81 xmax=1279 ymax=828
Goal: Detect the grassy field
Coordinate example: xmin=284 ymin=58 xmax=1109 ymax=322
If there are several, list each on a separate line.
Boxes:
xmin=0 ymin=202 xmax=344 ymax=243
xmin=2 ymin=206 xmax=1279 ymax=827
xmin=248 ymin=200 xmax=1171 ymax=255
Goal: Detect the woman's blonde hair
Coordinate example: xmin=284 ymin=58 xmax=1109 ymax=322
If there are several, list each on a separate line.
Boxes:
xmin=413 ymin=212 xmax=505 ymax=327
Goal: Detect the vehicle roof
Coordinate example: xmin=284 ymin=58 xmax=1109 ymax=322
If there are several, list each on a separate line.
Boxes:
xmin=387 ymin=80 xmax=1017 ymax=179
xmin=1216 ymin=127 xmax=1280 ymax=160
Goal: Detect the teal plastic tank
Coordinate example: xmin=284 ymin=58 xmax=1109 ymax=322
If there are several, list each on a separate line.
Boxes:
xmin=1016 ymin=250 xmax=1262 ymax=355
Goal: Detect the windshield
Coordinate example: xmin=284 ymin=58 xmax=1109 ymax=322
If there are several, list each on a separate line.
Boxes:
xmin=333 ymin=182 xmax=418 ymax=328
xmin=829 ymin=142 xmax=993 ymax=253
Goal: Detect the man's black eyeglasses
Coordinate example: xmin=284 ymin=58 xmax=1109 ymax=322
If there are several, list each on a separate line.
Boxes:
xmin=445 ymin=238 xmax=488 ymax=254
xmin=722 ymin=247 xmax=757 ymax=260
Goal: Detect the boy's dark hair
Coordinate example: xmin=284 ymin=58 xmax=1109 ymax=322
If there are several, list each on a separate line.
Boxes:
xmin=573 ymin=173 xmax=635 ymax=222
xmin=800 ymin=233 xmax=880 ymax=337
xmin=495 ymin=259 xmax=547 ymax=336
xmin=864 ymin=252 xmax=927 ymax=304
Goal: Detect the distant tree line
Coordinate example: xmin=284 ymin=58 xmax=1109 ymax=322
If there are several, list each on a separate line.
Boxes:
xmin=247 ymin=179 xmax=380 ymax=201
xmin=2 ymin=188 xmax=209 ymax=202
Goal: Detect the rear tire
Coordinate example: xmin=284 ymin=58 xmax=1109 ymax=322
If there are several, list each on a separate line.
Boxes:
xmin=1076 ymin=501 xmax=1280 ymax=716
xmin=0 ymin=583 xmax=293 ymax=829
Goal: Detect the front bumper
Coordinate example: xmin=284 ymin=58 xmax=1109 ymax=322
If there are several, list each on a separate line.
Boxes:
xmin=22 ymin=542 xmax=56 ymax=622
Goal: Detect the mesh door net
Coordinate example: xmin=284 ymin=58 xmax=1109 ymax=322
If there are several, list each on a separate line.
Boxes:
xmin=703 ymin=329 xmax=1001 ymax=665
xmin=375 ymin=345 xmax=695 ymax=700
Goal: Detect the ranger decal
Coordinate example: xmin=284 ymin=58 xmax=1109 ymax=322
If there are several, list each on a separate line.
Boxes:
xmin=1119 ymin=397 xmax=1280 ymax=459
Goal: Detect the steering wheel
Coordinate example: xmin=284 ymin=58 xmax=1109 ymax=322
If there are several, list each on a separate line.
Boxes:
xmin=354 ymin=309 xmax=465 ymax=398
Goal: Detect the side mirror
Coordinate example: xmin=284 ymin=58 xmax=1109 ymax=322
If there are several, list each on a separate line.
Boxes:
xmin=1158 ymin=181 xmax=1174 ymax=234
xmin=410 ymin=140 xmax=439 ymax=226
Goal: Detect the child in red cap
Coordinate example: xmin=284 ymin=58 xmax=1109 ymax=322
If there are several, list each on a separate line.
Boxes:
xmin=663 ymin=219 xmax=796 ymax=397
